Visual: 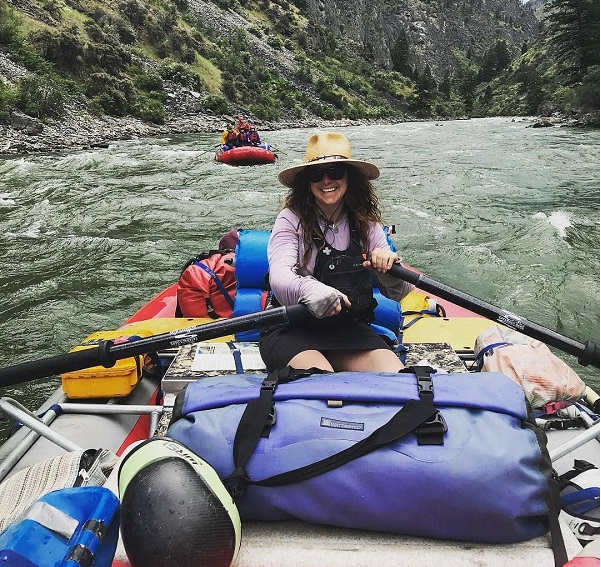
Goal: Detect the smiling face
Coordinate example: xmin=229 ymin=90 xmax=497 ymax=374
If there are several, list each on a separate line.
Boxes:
xmin=308 ymin=165 xmax=348 ymax=216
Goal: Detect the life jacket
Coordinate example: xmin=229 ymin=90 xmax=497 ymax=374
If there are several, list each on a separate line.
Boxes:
xmin=249 ymin=131 xmax=260 ymax=144
xmin=310 ymin=219 xmax=377 ymax=326
xmin=227 ymin=130 xmax=238 ymax=143
xmin=232 ymin=229 xmax=401 ymax=343
xmin=176 ymin=251 xmax=236 ymax=319
xmin=238 ymin=131 xmax=249 ymax=144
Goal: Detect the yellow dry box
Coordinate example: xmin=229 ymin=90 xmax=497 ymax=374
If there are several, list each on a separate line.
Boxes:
xmin=61 ymin=329 xmax=152 ymax=399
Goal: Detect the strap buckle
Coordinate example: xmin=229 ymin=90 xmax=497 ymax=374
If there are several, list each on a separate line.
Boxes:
xmin=416 ymin=411 xmax=447 ymax=445
xmin=412 ymin=366 xmax=446 ymax=445
xmin=261 ymin=375 xmax=279 ymax=391
xmin=261 ymin=404 xmax=277 ymax=437
xmin=224 ymin=467 xmax=250 ymax=498
xmin=415 ymin=366 xmax=436 ymax=402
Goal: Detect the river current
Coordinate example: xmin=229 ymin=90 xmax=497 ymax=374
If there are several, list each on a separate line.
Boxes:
xmin=0 ymin=117 xmax=599 ymax=440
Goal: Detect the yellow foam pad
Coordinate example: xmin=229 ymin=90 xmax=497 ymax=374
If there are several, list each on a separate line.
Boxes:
xmin=403 ymin=317 xmax=498 ymax=352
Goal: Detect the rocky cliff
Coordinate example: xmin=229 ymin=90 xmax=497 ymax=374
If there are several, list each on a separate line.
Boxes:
xmin=304 ymin=0 xmax=539 ymax=78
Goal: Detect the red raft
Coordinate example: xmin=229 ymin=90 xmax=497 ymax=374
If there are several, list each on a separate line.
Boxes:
xmin=215 ymin=144 xmax=277 ymax=166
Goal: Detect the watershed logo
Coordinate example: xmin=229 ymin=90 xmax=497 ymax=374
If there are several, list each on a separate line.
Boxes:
xmin=320 ymin=417 xmax=364 ymax=431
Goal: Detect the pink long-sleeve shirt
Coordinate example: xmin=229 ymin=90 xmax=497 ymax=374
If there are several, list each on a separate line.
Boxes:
xmin=268 ymin=208 xmax=413 ymax=318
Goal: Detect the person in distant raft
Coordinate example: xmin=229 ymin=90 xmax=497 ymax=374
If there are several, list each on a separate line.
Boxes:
xmin=177 ymin=230 xmax=238 ymax=319
xmin=259 ymin=132 xmax=413 ymax=372
xmin=248 ymin=126 xmax=261 ymax=146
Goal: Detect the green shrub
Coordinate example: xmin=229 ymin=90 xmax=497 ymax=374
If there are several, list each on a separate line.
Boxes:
xmin=113 ymin=16 xmax=137 ymax=44
xmin=85 ymin=72 xmax=135 ymax=115
xmin=173 ymin=0 xmax=188 ymax=11
xmin=248 ymin=25 xmax=262 ymax=38
xmin=85 ymin=41 xmax=131 ymax=75
xmin=132 ymin=69 xmax=164 ymax=93
xmin=159 ymin=61 xmax=202 ymax=90
xmin=0 ymin=1 xmax=22 ymax=47
xmin=550 ymin=86 xmax=576 ymax=111
xmin=574 ymin=66 xmax=600 ymax=112
xmin=266 ymin=36 xmax=283 ymax=50
xmin=30 ymin=26 xmax=85 ymax=73
xmin=134 ymin=94 xmax=165 ymax=123
xmin=0 ymin=81 xmax=16 ymax=120
xmin=203 ymin=94 xmax=229 ymax=114
xmin=42 ymin=0 xmax=62 ymax=21
xmin=15 ymin=74 xmax=68 ymax=117
xmin=119 ymin=0 xmax=147 ymax=28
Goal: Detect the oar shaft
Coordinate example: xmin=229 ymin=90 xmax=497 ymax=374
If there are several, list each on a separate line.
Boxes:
xmin=110 ymin=304 xmax=308 ymax=357
xmin=0 ymin=305 xmax=309 ymax=388
xmin=390 ymin=264 xmax=600 ymax=368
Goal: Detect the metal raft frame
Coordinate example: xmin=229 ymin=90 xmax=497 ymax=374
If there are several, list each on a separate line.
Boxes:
xmin=0 ymin=397 xmax=163 ymax=483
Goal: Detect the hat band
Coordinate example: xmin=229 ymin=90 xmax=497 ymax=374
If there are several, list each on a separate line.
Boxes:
xmin=307 ymin=154 xmax=349 ymax=163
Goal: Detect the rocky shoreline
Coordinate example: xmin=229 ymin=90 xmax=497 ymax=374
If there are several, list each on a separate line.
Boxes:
xmin=0 ymin=105 xmax=392 ymax=156
xmin=1 ymin=98 xmax=597 ymax=157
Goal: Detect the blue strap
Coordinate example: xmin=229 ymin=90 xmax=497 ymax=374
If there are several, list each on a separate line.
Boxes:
xmin=561 ymin=487 xmax=600 ymax=514
xmin=401 ymin=310 xmax=440 ymax=331
xmin=227 ymin=341 xmax=244 ymax=374
xmin=474 ymin=341 xmax=512 ymax=371
xmin=194 ymin=260 xmax=235 ymax=309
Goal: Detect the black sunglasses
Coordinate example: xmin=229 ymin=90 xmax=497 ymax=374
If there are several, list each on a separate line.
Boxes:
xmin=306 ymin=164 xmax=347 ymax=183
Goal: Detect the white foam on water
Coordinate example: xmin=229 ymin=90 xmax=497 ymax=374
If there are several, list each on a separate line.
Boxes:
xmin=10 ymin=220 xmax=44 ymax=239
xmin=532 ymin=210 xmax=572 ymax=238
xmin=0 ymin=192 xmax=15 ymax=206
xmin=402 ymin=205 xmax=431 ymax=219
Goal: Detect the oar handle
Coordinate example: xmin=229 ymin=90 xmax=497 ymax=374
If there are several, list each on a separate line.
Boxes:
xmin=0 ymin=305 xmax=310 ymax=388
xmin=0 ymin=344 xmax=118 ymax=389
xmin=390 ymin=264 xmax=600 ymax=368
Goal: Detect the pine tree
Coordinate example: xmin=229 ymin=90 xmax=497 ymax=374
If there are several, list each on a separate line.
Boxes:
xmin=415 ymin=65 xmax=438 ymax=111
xmin=543 ymin=0 xmax=600 ymax=85
xmin=440 ymin=74 xmax=452 ymax=99
xmin=478 ymin=47 xmax=497 ymax=82
xmin=494 ymin=40 xmax=512 ymax=72
xmin=391 ymin=29 xmax=412 ymax=78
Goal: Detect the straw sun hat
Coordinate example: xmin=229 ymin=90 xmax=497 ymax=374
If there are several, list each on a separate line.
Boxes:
xmin=278 ymin=132 xmax=380 ymax=188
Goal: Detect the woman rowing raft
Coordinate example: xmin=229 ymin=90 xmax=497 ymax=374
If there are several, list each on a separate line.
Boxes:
xmin=259 ymin=132 xmax=413 ymax=373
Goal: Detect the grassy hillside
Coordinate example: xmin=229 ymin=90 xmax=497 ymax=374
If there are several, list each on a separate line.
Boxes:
xmin=0 ymin=0 xmax=597 ymax=130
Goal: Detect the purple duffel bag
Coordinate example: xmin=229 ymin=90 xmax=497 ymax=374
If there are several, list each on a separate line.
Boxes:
xmin=167 ymin=367 xmax=562 ymax=547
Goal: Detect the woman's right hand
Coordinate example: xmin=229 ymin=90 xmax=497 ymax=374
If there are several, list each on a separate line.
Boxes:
xmin=329 ymin=292 xmax=351 ymax=316
xmin=300 ymin=286 xmax=351 ymax=319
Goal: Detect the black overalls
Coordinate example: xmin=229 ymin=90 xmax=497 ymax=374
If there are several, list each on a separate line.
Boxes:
xmin=258 ymin=219 xmax=390 ymax=371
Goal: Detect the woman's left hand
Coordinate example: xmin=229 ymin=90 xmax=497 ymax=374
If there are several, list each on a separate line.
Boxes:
xmin=363 ymin=248 xmax=400 ymax=273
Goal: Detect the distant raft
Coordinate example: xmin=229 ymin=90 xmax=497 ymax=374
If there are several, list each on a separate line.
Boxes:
xmin=215 ymin=143 xmax=277 ymax=166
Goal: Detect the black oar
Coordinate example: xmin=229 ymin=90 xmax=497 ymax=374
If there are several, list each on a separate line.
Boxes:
xmin=389 ymin=263 xmax=600 ymax=368
xmin=198 ymin=143 xmax=221 ymax=157
xmin=0 ymin=305 xmax=310 ymax=388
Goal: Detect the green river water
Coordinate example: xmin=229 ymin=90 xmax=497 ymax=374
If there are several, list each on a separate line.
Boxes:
xmin=0 ymin=117 xmax=599 ymax=440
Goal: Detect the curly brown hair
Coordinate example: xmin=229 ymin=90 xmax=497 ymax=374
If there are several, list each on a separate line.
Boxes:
xmin=283 ymin=164 xmax=383 ymax=266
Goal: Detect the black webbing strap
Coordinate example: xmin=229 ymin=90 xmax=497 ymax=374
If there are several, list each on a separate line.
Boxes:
xmin=225 ymin=367 xmax=438 ymax=496
xmin=558 ymin=459 xmax=597 ymax=489
xmin=410 ymin=366 xmax=446 ymax=445
xmin=224 ymin=367 xmax=323 ymax=496
xmin=253 ymin=398 xmax=437 ymax=488
xmin=548 ymin=472 xmax=569 ymax=567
